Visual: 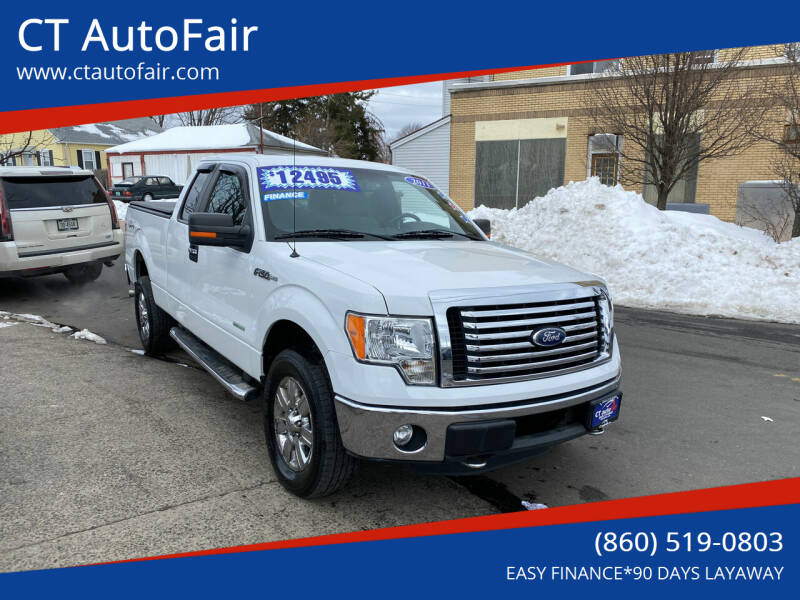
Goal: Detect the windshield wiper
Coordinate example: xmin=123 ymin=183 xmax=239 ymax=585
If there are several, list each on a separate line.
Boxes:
xmin=392 ymin=229 xmax=479 ymax=240
xmin=275 ymin=229 xmax=392 ymax=240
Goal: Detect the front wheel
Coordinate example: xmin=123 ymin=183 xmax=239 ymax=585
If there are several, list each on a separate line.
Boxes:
xmin=264 ymin=349 xmax=357 ymax=498
xmin=63 ymin=261 xmax=102 ymax=284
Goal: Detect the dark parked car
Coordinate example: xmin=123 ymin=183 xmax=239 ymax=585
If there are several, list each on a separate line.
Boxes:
xmin=110 ymin=176 xmax=183 ymax=202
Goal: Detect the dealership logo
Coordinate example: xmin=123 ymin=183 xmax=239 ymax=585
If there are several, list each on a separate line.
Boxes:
xmin=531 ymin=327 xmax=566 ymax=347
xmin=594 ymin=396 xmax=619 ymax=423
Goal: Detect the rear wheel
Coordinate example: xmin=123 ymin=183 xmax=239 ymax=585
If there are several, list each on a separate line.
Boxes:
xmin=134 ymin=275 xmax=175 ymax=355
xmin=264 ymin=349 xmax=357 ymax=498
xmin=143 ymin=193 xmax=154 ymax=202
xmin=63 ymin=262 xmax=102 ymax=284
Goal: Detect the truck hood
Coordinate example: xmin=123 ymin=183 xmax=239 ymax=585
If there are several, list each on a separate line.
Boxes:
xmin=298 ymin=240 xmax=598 ymax=315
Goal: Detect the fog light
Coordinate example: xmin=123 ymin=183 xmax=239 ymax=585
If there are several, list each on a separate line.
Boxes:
xmin=393 ymin=424 xmax=414 ymax=447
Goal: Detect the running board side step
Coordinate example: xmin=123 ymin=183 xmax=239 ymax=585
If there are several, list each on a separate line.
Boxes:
xmin=169 ymin=327 xmax=260 ymax=401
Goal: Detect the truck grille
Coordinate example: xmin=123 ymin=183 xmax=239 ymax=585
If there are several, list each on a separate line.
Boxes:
xmin=446 ymin=295 xmax=604 ymax=383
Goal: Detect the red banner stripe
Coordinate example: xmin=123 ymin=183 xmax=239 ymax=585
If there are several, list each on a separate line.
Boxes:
xmin=0 ymin=62 xmax=590 ymax=134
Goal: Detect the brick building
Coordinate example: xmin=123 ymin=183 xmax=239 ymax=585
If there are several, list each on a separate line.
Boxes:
xmin=448 ymin=45 xmax=794 ymax=223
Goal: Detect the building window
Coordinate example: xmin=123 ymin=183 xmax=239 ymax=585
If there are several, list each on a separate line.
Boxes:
xmin=784 ymin=124 xmax=800 ymax=144
xmin=588 ymin=134 xmax=622 ymax=186
xmin=39 ymin=150 xmax=53 ymax=166
xmin=642 ymin=134 xmax=701 ymax=205
xmin=568 ymin=60 xmax=619 ymax=76
xmin=81 ymin=149 xmax=96 ymax=170
xmin=20 ymin=152 xmax=36 ymax=166
xmin=475 ymin=138 xmax=566 ymax=209
xmin=122 ymin=162 xmax=134 ymax=178
xmin=591 ymin=154 xmax=619 ymax=186
xmin=692 ymin=50 xmax=717 ymax=65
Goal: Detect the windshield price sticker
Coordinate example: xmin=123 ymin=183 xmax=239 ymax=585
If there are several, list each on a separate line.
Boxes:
xmin=258 ymin=166 xmax=360 ymax=192
xmin=404 ymin=175 xmax=435 ymax=188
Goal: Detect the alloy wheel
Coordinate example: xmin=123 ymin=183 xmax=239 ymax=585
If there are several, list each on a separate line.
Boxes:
xmin=273 ymin=376 xmax=314 ymax=472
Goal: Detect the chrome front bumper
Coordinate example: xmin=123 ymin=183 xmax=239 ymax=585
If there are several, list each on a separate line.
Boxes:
xmin=334 ymin=377 xmax=620 ymax=464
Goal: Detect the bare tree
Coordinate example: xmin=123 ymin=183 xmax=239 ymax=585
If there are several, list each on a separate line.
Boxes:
xmin=589 ymin=50 xmax=767 ymax=210
xmin=176 ymin=107 xmax=241 ymax=127
xmin=394 ymin=121 xmax=425 ymax=141
xmin=149 ymin=114 xmax=169 ymax=128
xmin=0 ymin=131 xmax=56 ymax=166
xmin=749 ymin=43 xmax=800 ymax=238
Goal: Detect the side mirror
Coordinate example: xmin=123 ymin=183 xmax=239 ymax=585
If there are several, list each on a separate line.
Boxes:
xmin=473 ymin=218 xmax=491 ymax=238
xmin=188 ymin=212 xmax=251 ymax=249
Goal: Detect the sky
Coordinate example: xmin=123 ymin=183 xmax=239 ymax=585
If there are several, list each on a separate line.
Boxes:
xmin=366 ymin=81 xmax=444 ymax=142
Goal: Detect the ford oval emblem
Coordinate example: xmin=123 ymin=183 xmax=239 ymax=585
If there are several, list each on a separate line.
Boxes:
xmin=531 ymin=327 xmax=566 ymax=347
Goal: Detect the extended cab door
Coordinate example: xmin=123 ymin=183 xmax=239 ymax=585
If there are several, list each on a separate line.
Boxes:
xmin=167 ymin=163 xmax=262 ymax=366
xmin=165 ymin=165 xmax=215 ymax=314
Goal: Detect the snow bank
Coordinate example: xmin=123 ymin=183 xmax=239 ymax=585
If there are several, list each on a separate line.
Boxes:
xmin=0 ymin=311 xmax=107 ymax=342
xmin=469 ymin=178 xmax=800 ymax=324
xmin=71 ymin=329 xmax=107 ymax=344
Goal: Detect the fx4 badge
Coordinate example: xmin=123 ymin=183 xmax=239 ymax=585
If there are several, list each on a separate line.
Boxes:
xmin=253 ymin=268 xmax=278 ymax=282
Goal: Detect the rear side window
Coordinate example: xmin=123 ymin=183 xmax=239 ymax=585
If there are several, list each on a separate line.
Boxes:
xmin=180 ymin=171 xmax=211 ymax=221
xmin=1 ymin=176 xmax=106 ymax=209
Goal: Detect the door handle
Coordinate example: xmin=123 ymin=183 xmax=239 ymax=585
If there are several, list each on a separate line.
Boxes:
xmin=189 ymin=245 xmax=198 ymax=263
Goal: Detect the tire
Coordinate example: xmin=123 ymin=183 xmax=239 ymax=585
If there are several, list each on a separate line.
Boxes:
xmin=143 ymin=193 xmax=154 ymax=202
xmin=134 ymin=275 xmax=175 ymax=355
xmin=264 ymin=349 xmax=357 ymax=498
xmin=63 ymin=261 xmax=103 ymax=284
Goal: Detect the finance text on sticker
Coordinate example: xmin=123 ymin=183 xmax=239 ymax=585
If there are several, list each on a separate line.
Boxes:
xmin=263 ymin=191 xmax=308 ymax=202
xmin=258 ymin=166 xmax=360 ymax=192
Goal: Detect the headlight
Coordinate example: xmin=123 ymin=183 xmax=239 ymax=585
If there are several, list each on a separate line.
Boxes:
xmin=596 ymin=287 xmax=614 ymax=353
xmin=345 ymin=313 xmax=436 ymax=385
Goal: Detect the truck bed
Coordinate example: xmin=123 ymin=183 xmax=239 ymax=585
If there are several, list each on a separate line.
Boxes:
xmin=128 ymin=201 xmax=176 ymax=218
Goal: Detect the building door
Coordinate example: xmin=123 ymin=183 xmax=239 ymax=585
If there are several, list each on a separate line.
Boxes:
xmin=122 ymin=162 xmax=134 ymax=179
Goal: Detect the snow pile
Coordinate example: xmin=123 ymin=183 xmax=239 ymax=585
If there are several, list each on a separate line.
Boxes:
xmin=0 ymin=311 xmax=59 ymax=329
xmin=469 ymin=178 xmax=800 ymax=323
xmin=71 ymin=329 xmax=107 ymax=344
xmin=0 ymin=311 xmax=109 ymax=342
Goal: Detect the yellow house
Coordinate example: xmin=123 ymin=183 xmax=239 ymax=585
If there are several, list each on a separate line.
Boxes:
xmin=0 ymin=118 xmax=162 ymax=182
xmin=448 ymin=44 xmax=795 ymax=227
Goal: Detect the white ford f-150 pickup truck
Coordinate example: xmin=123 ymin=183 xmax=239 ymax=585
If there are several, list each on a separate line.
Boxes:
xmin=125 ymin=155 xmax=621 ymax=497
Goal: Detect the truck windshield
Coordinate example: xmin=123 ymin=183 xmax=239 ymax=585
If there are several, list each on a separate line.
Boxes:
xmin=259 ymin=166 xmax=482 ymax=241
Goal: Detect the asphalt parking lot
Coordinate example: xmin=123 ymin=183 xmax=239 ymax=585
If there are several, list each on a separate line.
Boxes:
xmin=1 ymin=262 xmax=799 ymax=571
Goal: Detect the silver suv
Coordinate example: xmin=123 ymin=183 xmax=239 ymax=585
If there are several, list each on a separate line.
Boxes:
xmin=0 ymin=166 xmax=123 ymax=283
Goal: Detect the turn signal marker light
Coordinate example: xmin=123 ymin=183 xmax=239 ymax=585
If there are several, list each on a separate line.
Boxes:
xmin=346 ymin=313 xmax=366 ymax=359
